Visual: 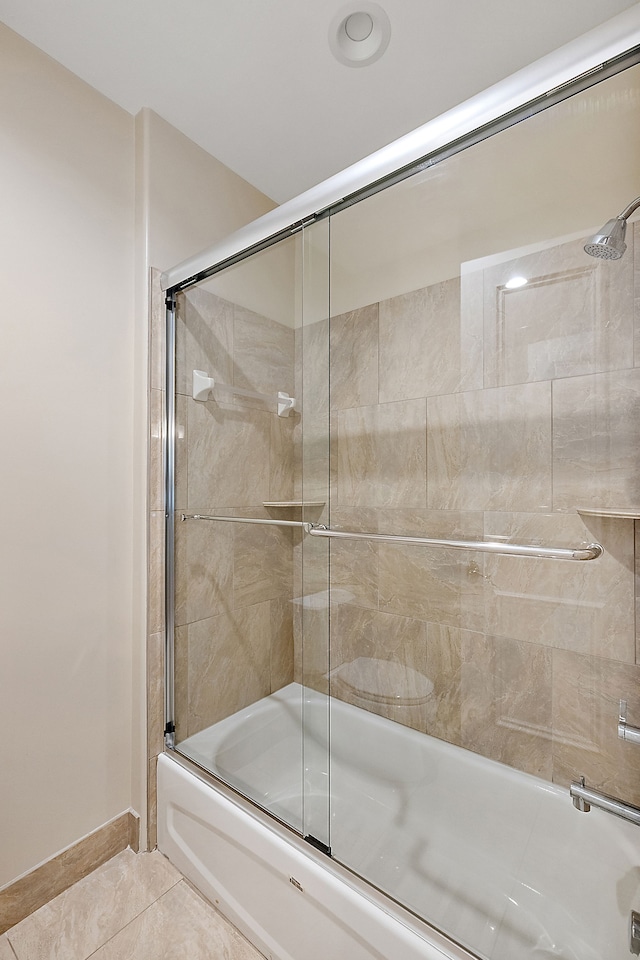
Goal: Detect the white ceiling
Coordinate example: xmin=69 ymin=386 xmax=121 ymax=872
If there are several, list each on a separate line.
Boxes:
xmin=0 ymin=0 xmax=637 ymax=202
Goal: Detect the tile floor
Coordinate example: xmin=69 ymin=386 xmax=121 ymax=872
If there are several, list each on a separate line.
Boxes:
xmin=0 ymin=849 xmax=264 ymax=960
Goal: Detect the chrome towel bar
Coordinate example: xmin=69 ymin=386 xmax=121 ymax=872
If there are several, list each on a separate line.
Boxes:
xmin=306 ymin=526 xmax=603 ymax=561
xmin=181 ymin=514 xmax=603 ymax=561
xmin=181 ymin=514 xmax=309 ymax=529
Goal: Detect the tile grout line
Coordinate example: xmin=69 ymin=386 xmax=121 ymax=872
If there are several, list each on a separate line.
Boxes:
xmin=83 ymin=876 xmax=185 ymax=960
xmin=4 ymin=939 xmax=19 ymax=960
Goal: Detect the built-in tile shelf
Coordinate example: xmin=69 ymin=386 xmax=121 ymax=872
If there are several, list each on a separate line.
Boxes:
xmin=263 ymin=501 xmax=325 ymax=508
xmin=577 ymin=508 xmax=640 ymax=520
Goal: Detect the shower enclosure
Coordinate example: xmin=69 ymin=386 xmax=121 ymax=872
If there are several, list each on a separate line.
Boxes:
xmin=161 ymin=32 xmax=640 ymax=960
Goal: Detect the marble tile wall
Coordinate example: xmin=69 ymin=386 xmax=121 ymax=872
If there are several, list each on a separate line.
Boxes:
xmin=172 ymin=286 xmax=296 ymax=739
xmin=147 ymin=275 xmax=296 ymax=845
xmin=318 ymin=225 xmax=640 ymax=805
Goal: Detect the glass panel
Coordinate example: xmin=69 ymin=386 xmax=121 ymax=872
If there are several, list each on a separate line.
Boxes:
xmin=171 ymin=224 xmax=330 ymax=844
xmin=299 ymin=218 xmax=331 ymax=850
xmin=327 ymin=63 xmax=640 ymax=958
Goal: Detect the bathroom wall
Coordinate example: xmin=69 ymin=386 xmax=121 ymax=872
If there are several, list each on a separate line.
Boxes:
xmin=0 ymin=18 xmax=279 ymax=892
xmin=143 ymin=114 xmax=280 ymax=846
xmin=0 ymin=22 xmax=137 ymax=889
xmin=321 ymin=224 xmax=640 ymax=806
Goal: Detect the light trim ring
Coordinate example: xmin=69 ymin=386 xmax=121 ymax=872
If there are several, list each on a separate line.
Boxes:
xmin=329 ymin=2 xmax=391 ymax=68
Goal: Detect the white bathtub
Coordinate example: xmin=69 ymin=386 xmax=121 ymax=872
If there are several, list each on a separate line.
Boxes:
xmin=158 ymin=682 xmax=640 ymax=960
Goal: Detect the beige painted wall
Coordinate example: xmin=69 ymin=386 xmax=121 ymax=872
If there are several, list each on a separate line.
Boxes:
xmin=138 ymin=108 xmax=275 ymax=275
xmin=137 ymin=107 xmax=278 ymax=847
xmin=0 ymin=22 xmax=277 ymax=887
xmin=0 ymin=23 xmax=137 ymax=887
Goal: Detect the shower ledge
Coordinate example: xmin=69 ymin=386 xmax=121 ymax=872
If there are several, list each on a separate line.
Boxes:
xmin=577 ymin=507 xmax=640 ymax=520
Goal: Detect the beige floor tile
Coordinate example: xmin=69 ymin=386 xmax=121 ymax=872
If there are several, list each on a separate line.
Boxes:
xmin=7 ymin=850 xmax=181 ymax=960
xmin=91 ymin=881 xmax=264 ymax=960
xmin=0 ymin=937 xmax=16 ymax=960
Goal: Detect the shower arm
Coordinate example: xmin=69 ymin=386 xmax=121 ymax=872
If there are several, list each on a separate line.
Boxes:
xmin=616 ymin=196 xmax=640 ymax=221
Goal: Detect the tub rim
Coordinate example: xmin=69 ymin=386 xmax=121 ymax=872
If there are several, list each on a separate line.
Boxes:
xmin=159 ymin=748 xmax=481 ymax=960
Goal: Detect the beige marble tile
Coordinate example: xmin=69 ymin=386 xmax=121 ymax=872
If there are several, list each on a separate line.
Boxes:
xmin=552 ymin=367 xmax=640 ymax=511
xmin=148 ymin=511 xmax=165 ymax=638
xmin=0 ymin=937 xmax=14 ymax=960
xmin=428 ymin=622 xmax=555 ymax=775
xmin=460 ymin=633 xmax=553 ymax=779
xmin=424 ymin=622 xmax=470 ymax=746
xmin=327 ymin=507 xmax=379 ymax=610
xmin=173 ymin=624 xmax=189 ymax=745
xmin=174 ymin=511 xmax=234 ymax=626
xmin=378 ymin=542 xmax=487 ymax=631
xmin=330 ymin=304 xmax=378 ymax=410
xmin=636 ymin=519 xmax=640 ymax=665
xmin=233 ymin=305 xmax=294 ymax=403
xmin=629 ymin=217 xmax=640 ymax=362
xmin=329 ymin=539 xmax=379 ymax=612
xmin=147 ymin=632 xmax=165 ymax=760
xmin=296 ymin=318 xmax=330 ymax=422
xmin=6 ymin=850 xmax=180 ymax=960
xmin=233 ymin=521 xmax=293 ymax=608
xmin=149 ymin=269 xmax=165 ymax=393
xmin=174 ymin=394 xmax=188 ymax=511
xmin=0 ymin=816 xmax=135 ymax=935
xmin=374 ymin=507 xmax=484 ymax=540
xmin=427 ymin=381 xmax=552 ymax=512
xmin=187 ymin=603 xmax=271 ymax=734
xmin=552 ymin=649 xmax=640 ymax=807
xmin=293 ymin=411 xmax=333 ymax=504
xmin=176 ymin=287 xmax=234 ymax=398
xmin=149 ymin=389 xmax=164 ymax=513
xmin=485 ymin=512 xmax=635 ymax=661
xmin=330 ymin=605 xmax=430 ymax=731
xmin=270 ymin=597 xmax=294 ymax=692
xmin=147 ymin=757 xmax=158 ymax=852
xmin=337 ymin=399 xmax=427 ymax=508
xmin=269 ymin=414 xmax=295 ymax=502
xmin=379 ymin=277 xmax=478 ymax=402
xmin=91 ymin=879 xmax=263 ymax=960
xmin=187 ymin=401 xmax=271 ymax=509
xmin=297 ymin=604 xmax=330 ymax=695
xmin=459 ymin=265 xmax=485 ymax=393
xmin=483 ymin=235 xmax=634 ymax=387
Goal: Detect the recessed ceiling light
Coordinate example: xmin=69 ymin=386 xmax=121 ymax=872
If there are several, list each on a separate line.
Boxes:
xmin=505 ymin=276 xmax=528 ymax=289
xmin=329 ymin=2 xmax=391 ymax=68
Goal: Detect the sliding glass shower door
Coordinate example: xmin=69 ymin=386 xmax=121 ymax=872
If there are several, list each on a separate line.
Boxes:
xmin=165 ymin=50 xmax=640 ymax=960
xmin=168 ymin=220 xmax=331 ymax=850
xmin=325 ymin=60 xmax=640 ymax=960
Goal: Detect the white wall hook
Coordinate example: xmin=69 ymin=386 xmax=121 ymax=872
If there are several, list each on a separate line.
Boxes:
xmin=277 ymin=392 xmax=296 ymax=417
xmin=193 ymin=369 xmax=215 ymax=402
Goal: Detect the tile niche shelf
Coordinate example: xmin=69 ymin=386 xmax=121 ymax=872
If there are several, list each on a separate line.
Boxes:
xmin=577 ymin=508 xmax=640 ymax=520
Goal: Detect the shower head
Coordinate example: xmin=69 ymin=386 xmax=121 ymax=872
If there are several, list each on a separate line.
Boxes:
xmin=584 ymin=196 xmax=640 ymax=261
xmin=584 ymin=218 xmax=627 ymax=260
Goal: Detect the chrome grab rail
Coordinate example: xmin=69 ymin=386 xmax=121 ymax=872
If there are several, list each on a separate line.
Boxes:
xmin=181 ymin=515 xmax=603 ymax=561
xmin=307 ymin=527 xmax=602 ymax=561
xmin=570 ymin=778 xmax=640 ymax=826
xmin=618 ymin=700 xmax=640 ymax=745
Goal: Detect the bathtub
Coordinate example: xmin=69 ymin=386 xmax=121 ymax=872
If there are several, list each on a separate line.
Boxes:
xmin=158 ymin=682 xmax=640 ymax=960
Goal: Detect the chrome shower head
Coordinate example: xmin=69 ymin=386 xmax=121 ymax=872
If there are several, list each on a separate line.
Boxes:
xmin=584 ymin=218 xmax=627 ymax=260
xmin=584 ymin=196 xmax=640 ymax=261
